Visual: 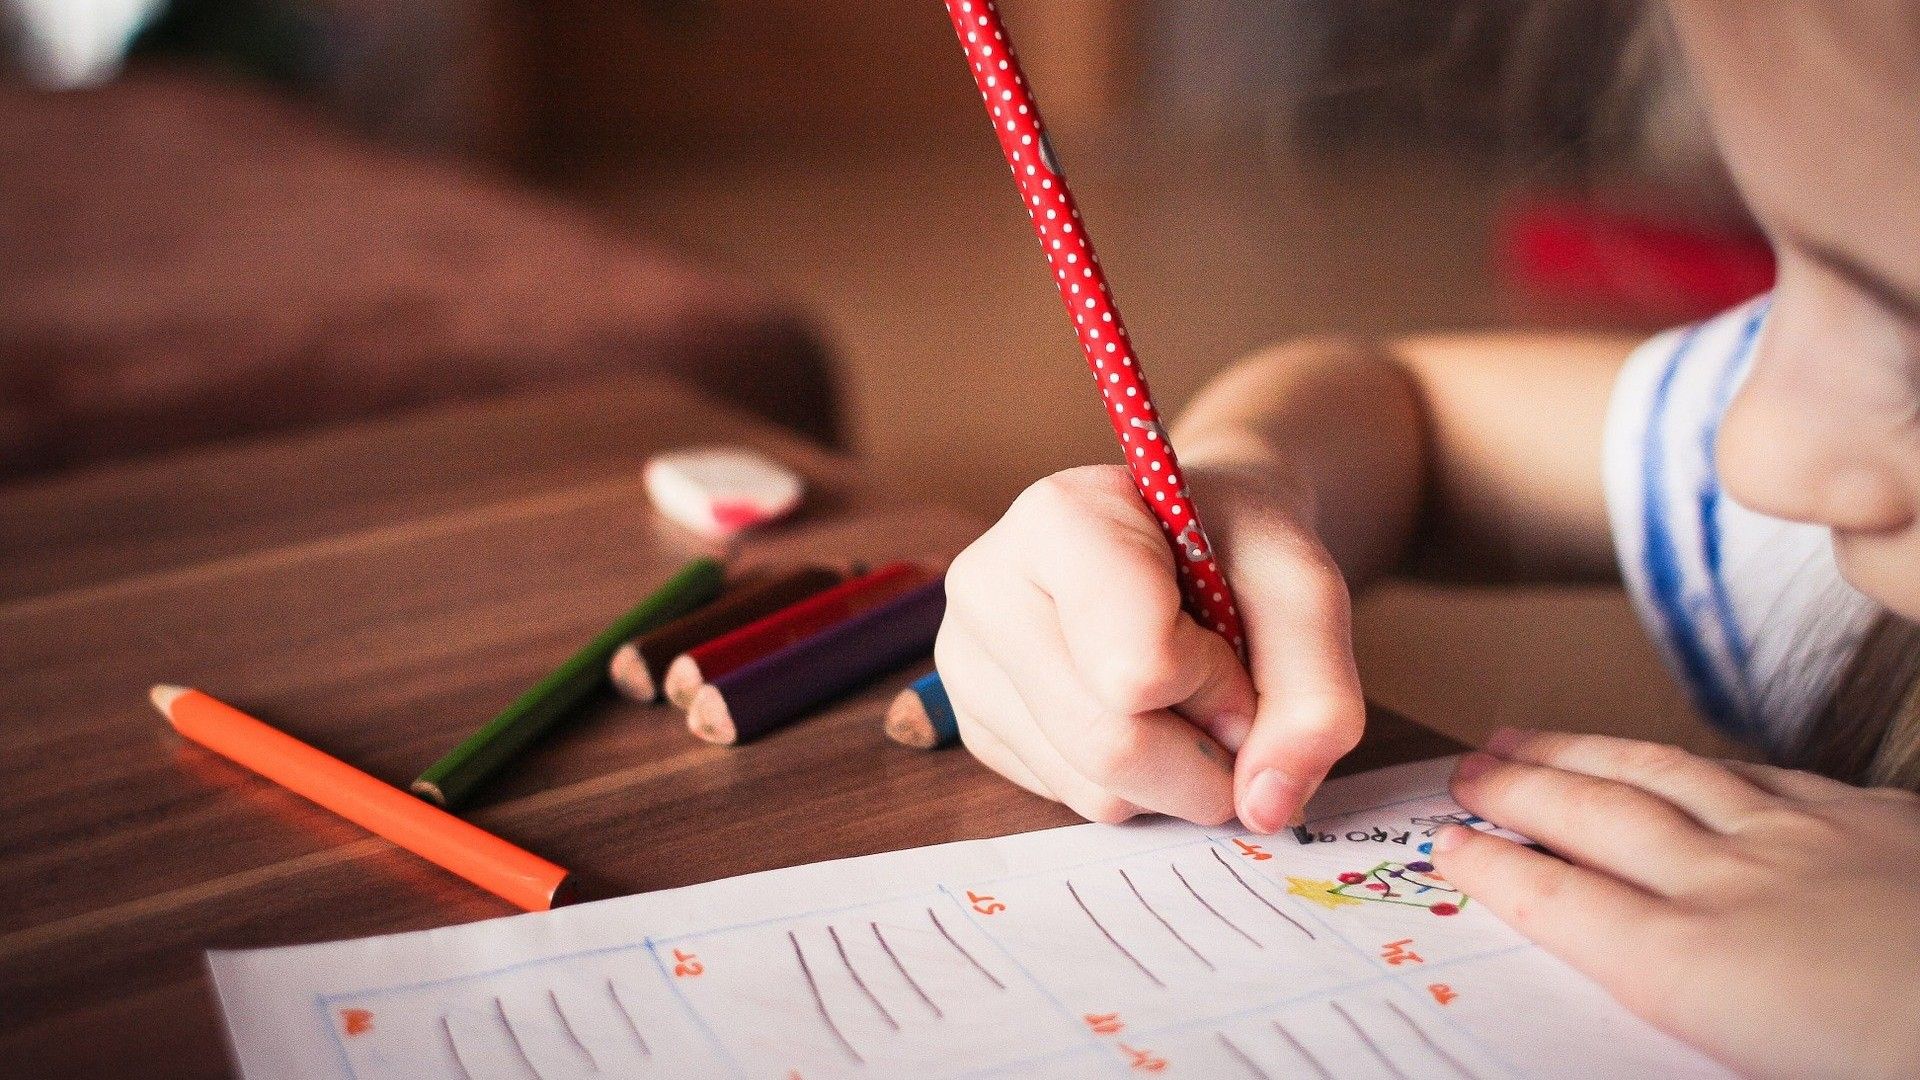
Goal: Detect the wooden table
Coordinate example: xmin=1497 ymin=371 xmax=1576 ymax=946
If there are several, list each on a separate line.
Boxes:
xmin=0 ymin=376 xmax=1459 ymax=1077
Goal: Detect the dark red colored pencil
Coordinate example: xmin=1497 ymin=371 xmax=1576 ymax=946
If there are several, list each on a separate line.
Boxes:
xmin=662 ymin=562 xmax=931 ymax=707
xmin=687 ymin=578 xmax=947 ymax=744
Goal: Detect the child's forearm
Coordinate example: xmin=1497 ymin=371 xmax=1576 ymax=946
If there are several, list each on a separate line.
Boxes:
xmin=1172 ymin=338 xmax=1426 ymax=585
xmin=1173 ymin=333 xmax=1633 ymax=586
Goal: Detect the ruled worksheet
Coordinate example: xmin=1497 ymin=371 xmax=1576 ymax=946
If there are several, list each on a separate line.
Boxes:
xmin=208 ymin=757 xmax=1730 ymax=1078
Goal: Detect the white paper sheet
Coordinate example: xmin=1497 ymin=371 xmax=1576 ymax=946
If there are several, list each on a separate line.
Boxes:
xmin=208 ymin=757 xmax=1730 ymax=1078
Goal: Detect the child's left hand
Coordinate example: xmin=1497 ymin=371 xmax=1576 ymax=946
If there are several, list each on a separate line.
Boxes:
xmin=1435 ymin=729 xmax=1920 ymax=1080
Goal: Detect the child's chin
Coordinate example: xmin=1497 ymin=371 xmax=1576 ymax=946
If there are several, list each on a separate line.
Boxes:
xmin=1832 ymin=530 xmax=1920 ymax=618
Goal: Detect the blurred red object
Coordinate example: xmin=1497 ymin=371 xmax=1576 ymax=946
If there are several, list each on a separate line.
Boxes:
xmin=1496 ymin=195 xmax=1776 ymax=322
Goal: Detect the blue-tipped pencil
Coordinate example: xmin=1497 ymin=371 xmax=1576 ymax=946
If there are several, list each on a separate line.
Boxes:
xmin=884 ymin=670 xmax=958 ymax=750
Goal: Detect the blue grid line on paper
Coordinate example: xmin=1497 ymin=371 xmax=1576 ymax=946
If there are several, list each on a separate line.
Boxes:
xmin=316 ymin=991 xmax=356 ymax=1079
xmin=1381 ymin=949 xmax=1533 ymax=1080
xmin=945 ymin=1041 xmax=1110 ymax=1080
xmin=1209 ymin=834 xmax=1527 ymax=1080
xmin=934 ymin=882 xmax=1128 ymax=1079
xmin=1111 ymin=943 xmax=1535 ymax=1076
xmin=644 ymin=935 xmax=747 ymax=1078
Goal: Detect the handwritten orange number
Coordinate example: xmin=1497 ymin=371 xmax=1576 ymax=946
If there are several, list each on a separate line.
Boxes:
xmin=1233 ymin=839 xmax=1273 ymax=861
xmin=968 ymin=890 xmax=1006 ymax=915
xmin=673 ymin=948 xmax=705 ymax=978
xmin=1381 ymin=938 xmax=1424 ymax=966
xmin=1121 ymin=1044 xmax=1168 ymax=1072
xmin=340 ymin=1008 xmax=374 ymax=1036
xmin=1084 ymin=1012 xmax=1124 ymax=1035
xmin=1429 ymin=983 xmax=1459 ymax=1005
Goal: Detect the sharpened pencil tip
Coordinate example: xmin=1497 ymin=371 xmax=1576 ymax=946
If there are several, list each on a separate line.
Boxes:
xmin=149 ymin=683 xmax=189 ymax=716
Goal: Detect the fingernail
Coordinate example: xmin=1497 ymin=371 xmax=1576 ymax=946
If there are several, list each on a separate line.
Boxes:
xmin=1483 ymin=727 xmax=1526 ymax=756
xmin=1241 ymin=769 xmax=1307 ymax=835
xmin=1453 ymin=751 xmax=1498 ymax=783
xmin=1430 ymin=824 xmax=1470 ymax=853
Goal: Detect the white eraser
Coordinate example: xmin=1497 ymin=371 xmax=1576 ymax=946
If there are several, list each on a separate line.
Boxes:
xmin=643 ymin=446 xmax=805 ymax=539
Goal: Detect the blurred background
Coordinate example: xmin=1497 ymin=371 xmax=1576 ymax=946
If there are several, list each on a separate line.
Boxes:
xmin=3 ymin=0 xmax=1769 ymax=750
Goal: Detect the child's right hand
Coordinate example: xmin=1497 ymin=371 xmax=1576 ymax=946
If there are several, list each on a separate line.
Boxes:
xmin=936 ymin=463 xmax=1367 ymax=832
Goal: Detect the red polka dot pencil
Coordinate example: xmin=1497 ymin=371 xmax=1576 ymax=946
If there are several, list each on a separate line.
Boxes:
xmin=939 ymin=1 xmax=1244 ymax=652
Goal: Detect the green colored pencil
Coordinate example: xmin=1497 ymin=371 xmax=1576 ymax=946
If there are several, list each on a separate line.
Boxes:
xmin=412 ymin=557 xmax=725 ymax=807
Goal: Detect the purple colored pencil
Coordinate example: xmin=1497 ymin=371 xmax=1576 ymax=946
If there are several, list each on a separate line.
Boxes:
xmin=686 ymin=578 xmax=947 ymax=744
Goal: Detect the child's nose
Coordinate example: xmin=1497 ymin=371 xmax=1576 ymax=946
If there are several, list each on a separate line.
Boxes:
xmin=1717 ymin=385 xmax=1915 ymax=534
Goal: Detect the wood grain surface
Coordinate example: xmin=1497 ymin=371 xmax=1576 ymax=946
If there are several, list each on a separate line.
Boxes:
xmin=0 ymin=377 xmax=1457 ymax=1078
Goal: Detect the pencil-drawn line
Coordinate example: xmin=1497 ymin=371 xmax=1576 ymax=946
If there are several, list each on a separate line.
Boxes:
xmin=1066 ymin=879 xmax=1165 ymax=988
xmin=1384 ymin=999 xmax=1481 ymax=1079
xmin=829 ymin=924 xmax=900 ymax=1031
xmin=1271 ymin=1020 xmax=1334 ymax=1080
xmin=1215 ymin=1031 xmax=1271 ymax=1079
xmin=933 ymin=888 xmax=1121 ymax=1077
xmin=1209 ymin=847 xmax=1315 ymax=939
xmin=1172 ymin=862 xmax=1261 ymax=947
xmin=1119 ymin=868 xmax=1214 ymax=970
xmin=791 ymin=930 xmax=863 ymax=1064
xmin=872 ymin=921 xmax=943 ymax=1019
xmin=1330 ymin=1000 xmax=1406 ymax=1080
xmin=442 ymin=1014 xmax=475 ymax=1080
xmin=549 ymin=988 xmax=600 ymax=1071
xmin=496 ymin=997 xmax=549 ymax=1080
xmin=606 ymin=979 xmax=651 ymax=1056
xmin=927 ymin=907 xmax=1006 ymax=990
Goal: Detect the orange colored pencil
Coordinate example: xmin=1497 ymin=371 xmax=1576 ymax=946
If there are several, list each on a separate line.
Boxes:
xmin=151 ymin=685 xmax=571 ymax=911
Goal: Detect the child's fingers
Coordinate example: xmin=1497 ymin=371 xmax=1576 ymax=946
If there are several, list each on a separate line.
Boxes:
xmin=1449 ymin=752 xmax=1724 ymax=892
xmin=988 ymin=613 xmax=1238 ymax=826
xmin=1025 ymin=468 xmax=1258 ymax=739
xmin=1430 ymin=826 xmax=1678 ymax=1007
xmin=935 ymin=626 xmax=1057 ymax=801
xmin=1484 ymin=728 xmax=1774 ymax=832
xmin=1716 ymin=759 xmax=1859 ymax=802
xmin=950 ymin=489 xmax=1242 ymax=825
xmin=954 ymin=570 xmax=1236 ymax=824
xmin=1228 ymin=542 xmax=1366 ymax=833
xmin=953 ymin=708 xmax=1056 ymax=802
xmin=938 ymin=625 xmax=1142 ymax=822
xmin=1154 ymin=613 xmax=1257 ymax=752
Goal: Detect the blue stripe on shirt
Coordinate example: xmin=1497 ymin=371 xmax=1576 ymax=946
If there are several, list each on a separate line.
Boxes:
xmin=1696 ymin=299 xmax=1770 ymax=721
xmin=1642 ymin=321 xmax=1740 ymax=725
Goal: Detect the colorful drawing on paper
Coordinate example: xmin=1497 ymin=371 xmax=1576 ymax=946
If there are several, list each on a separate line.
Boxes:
xmin=1332 ymin=860 xmax=1466 ymax=915
xmin=1285 ymin=877 xmax=1365 ymax=912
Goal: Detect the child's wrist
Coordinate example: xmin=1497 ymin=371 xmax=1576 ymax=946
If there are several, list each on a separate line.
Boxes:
xmin=1177 ymin=451 xmax=1322 ymax=535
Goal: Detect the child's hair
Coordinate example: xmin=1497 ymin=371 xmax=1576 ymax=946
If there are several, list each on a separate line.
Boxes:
xmin=1800 ymin=617 xmax=1920 ymax=789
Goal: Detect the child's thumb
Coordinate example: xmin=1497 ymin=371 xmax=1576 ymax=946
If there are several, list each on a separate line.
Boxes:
xmin=1227 ymin=553 xmax=1366 ymax=834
